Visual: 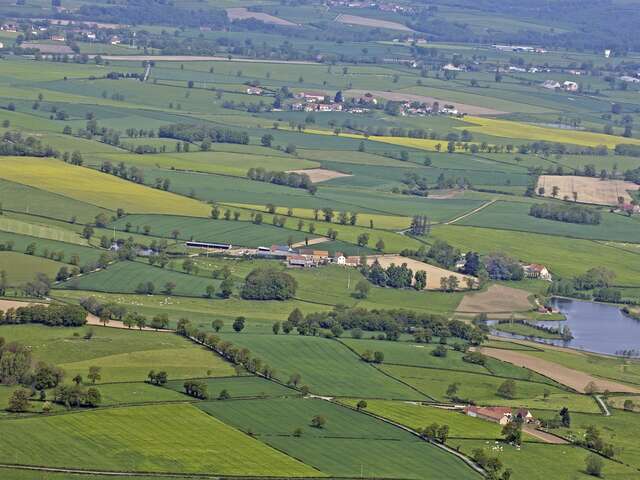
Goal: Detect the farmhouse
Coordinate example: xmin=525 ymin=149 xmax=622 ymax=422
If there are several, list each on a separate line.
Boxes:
xmin=246 ymin=86 xmax=263 ymax=95
xmin=523 ymin=264 xmax=552 ymax=281
xmin=563 ymin=81 xmax=579 ymax=92
xmin=51 ymin=34 xmax=65 ymax=42
xmin=287 ymin=254 xmax=317 ymax=268
xmin=463 ymin=406 xmax=512 ymax=425
xmin=463 ymin=406 xmax=535 ymax=425
xmin=296 ymin=92 xmax=327 ymax=103
xmin=334 ymin=253 xmax=361 ymax=266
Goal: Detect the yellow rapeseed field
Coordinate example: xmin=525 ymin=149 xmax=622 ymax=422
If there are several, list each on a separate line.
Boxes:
xmin=0 ymin=157 xmax=211 ymax=216
xmin=302 ymin=128 xmax=464 ymax=152
xmin=461 ymin=116 xmax=640 ymax=148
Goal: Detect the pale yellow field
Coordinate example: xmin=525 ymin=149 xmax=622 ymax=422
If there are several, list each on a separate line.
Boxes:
xmin=0 ymin=157 xmax=210 ymax=216
xmin=223 ymin=202 xmax=412 ymax=230
xmin=302 ymin=129 xmax=466 ymax=152
xmin=462 ymin=116 xmax=640 ymax=148
xmin=537 ymin=175 xmax=638 ymax=205
xmin=367 ymin=255 xmax=475 ymax=290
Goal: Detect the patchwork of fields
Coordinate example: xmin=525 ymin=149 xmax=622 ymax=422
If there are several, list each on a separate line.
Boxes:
xmin=1 ymin=5 xmax=640 ymax=479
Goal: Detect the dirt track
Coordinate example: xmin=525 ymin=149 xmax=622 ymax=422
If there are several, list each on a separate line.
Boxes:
xmin=480 ymin=346 xmax=640 ymax=394
xmin=523 ymin=426 xmax=569 ymax=444
xmin=345 ymin=89 xmax=507 ymax=116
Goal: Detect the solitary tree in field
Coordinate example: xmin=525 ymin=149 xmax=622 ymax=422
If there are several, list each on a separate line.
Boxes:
xmin=446 ymin=382 xmax=459 ymax=398
xmin=585 ymin=454 xmax=604 ymax=477
xmin=497 ymin=379 xmax=517 ymax=399
xmin=355 ymin=279 xmax=370 ymax=299
xmin=551 ymin=185 xmax=560 ymax=198
xmin=88 ymin=366 xmax=101 ymax=384
xmin=311 ymin=415 xmax=326 ymax=429
xmin=288 ymin=373 xmax=302 ymax=387
xmin=356 ymin=400 xmax=368 ymax=411
xmin=211 ymin=319 xmax=224 ymax=332
xmin=233 ymin=316 xmax=245 ymax=333
xmin=375 ymin=238 xmax=385 ymax=251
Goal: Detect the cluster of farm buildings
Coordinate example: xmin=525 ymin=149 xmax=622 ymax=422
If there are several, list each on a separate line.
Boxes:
xmin=463 ymin=406 xmax=535 ymax=426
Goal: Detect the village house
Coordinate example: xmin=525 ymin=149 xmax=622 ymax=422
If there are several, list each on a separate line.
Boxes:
xmin=246 ymin=86 xmax=263 ymax=95
xmin=50 ymin=34 xmax=65 ymax=42
xmin=442 ymin=63 xmax=465 ymax=72
xmin=287 ymin=254 xmax=317 ymax=268
xmin=299 ymin=249 xmax=330 ymax=264
xmin=296 ymin=92 xmax=327 ymax=103
xmin=334 ymin=253 xmax=361 ymax=267
xmin=563 ymin=81 xmax=579 ymax=92
xmin=110 ymin=35 xmax=121 ymax=45
xmin=523 ymin=264 xmax=552 ymax=281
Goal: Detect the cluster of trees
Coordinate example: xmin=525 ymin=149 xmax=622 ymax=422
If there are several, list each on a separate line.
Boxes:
xmin=183 ymin=380 xmax=208 ymax=399
xmin=361 ymin=261 xmax=422 ymax=289
xmin=0 ymin=131 xmax=58 ymax=157
xmin=529 ymin=203 xmax=601 ymax=225
xmin=471 ymin=448 xmax=512 ymax=480
xmin=0 ymin=303 xmax=87 ymax=327
xmin=241 ymin=268 xmax=297 ymax=300
xmin=1 ymin=337 xmax=102 ymax=411
xmin=549 ymin=267 xmax=621 ymax=302
xmin=147 ymin=370 xmax=168 ymax=386
xmin=100 ymin=160 xmax=146 ymax=184
xmin=246 ymin=168 xmax=315 ymax=193
xmin=360 ymin=350 xmax=384 ymax=364
xmin=399 ymin=172 xmax=429 ymax=197
xmin=283 ymin=305 xmax=486 ymax=345
xmin=419 ymin=422 xmax=450 ymax=444
xmin=158 ymin=123 xmax=249 ymax=145
xmin=53 ymin=384 xmax=102 ymax=409
xmin=623 ymin=165 xmax=640 ymax=184
xmin=575 ymin=425 xmax=617 ymax=459
xmin=483 ymin=253 xmax=524 ymax=281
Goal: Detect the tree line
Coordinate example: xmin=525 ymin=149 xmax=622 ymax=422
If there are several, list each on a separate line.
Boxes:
xmin=246 ymin=168 xmax=315 ymax=193
xmin=529 ymin=203 xmax=601 ymax=225
xmin=158 ymin=123 xmax=249 ymax=145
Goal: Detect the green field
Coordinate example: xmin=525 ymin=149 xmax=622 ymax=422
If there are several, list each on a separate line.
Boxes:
xmin=382 ymin=365 xmax=600 ymax=413
xmin=61 ymin=260 xmax=222 ymax=298
xmin=0 ymin=157 xmax=211 ymax=217
xmin=0 ymin=324 xmax=234 ymax=382
xmin=164 ymin=375 xmax=298 ymax=399
xmin=0 ymin=230 xmax=103 ymax=267
xmin=341 ymin=399 xmax=503 ymax=439
xmin=459 ymin=200 xmax=640 ymax=243
xmin=217 ymin=334 xmax=426 ymax=399
xmin=431 ymin=225 xmax=640 ymax=285
xmin=199 ymin=397 xmax=480 ymax=479
xmin=0 ymin=404 xmax=319 ymax=475
xmin=109 ymin=213 xmax=309 ymax=247
xmin=0 ymin=251 xmax=65 ymax=285
xmin=2 ymin=4 xmax=640 ymax=478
